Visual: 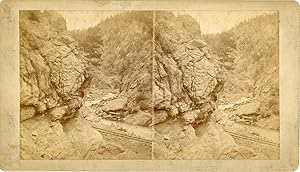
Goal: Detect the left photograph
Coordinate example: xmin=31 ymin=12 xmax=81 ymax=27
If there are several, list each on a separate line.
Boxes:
xmin=20 ymin=10 xmax=153 ymax=160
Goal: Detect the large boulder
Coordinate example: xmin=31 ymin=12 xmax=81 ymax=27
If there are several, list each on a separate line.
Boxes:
xmin=20 ymin=116 xmax=103 ymax=160
xmin=101 ymin=97 xmax=128 ymax=112
xmin=152 ymin=12 xmax=230 ymax=159
xmin=153 ymin=12 xmax=222 ymax=125
xmin=20 ymin=11 xmax=103 ymax=159
xmin=123 ymin=110 xmax=152 ymax=126
xmin=153 ymin=119 xmax=236 ymax=159
xmin=20 ymin=11 xmax=88 ymax=121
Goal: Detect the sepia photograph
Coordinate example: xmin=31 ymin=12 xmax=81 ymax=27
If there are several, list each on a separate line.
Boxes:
xmin=0 ymin=0 xmax=299 ymax=170
xmin=152 ymin=11 xmax=279 ymax=160
xmin=19 ymin=10 xmax=280 ymax=160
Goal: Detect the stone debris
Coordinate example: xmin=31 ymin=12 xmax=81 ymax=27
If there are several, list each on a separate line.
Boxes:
xmin=228 ymin=101 xmax=265 ymax=125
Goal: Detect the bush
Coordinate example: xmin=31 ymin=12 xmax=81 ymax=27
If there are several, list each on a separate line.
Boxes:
xmin=28 ymin=11 xmax=40 ymax=22
xmin=203 ymin=31 xmax=236 ymax=63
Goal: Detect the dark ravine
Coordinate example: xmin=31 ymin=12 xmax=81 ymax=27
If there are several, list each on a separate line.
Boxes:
xmin=70 ymin=12 xmax=153 ymax=126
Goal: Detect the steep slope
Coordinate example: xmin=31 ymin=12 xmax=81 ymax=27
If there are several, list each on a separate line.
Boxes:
xmin=71 ymin=12 xmax=153 ymax=125
xmin=232 ymin=14 xmax=279 ymax=123
xmin=20 ymin=11 xmax=103 ymax=159
xmin=204 ymin=13 xmax=279 ymax=129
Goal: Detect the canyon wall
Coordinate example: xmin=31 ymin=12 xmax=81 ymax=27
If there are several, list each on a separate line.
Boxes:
xmin=20 ymin=11 xmax=103 ymax=159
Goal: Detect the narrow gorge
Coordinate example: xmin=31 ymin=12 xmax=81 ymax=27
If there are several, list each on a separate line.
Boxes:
xmin=20 ymin=10 xmax=279 ymax=160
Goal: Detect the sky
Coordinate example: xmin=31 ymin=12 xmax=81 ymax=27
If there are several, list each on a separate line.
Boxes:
xmin=58 ymin=11 xmax=276 ymax=34
xmin=58 ymin=11 xmax=122 ymax=31
xmin=175 ymin=11 xmax=276 ymax=34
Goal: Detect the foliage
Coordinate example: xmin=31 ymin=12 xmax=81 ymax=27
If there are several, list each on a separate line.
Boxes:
xmin=203 ymin=13 xmax=279 ymax=70
xmin=203 ymin=31 xmax=236 ymax=63
xmin=27 ymin=11 xmax=41 ymax=22
xmin=69 ymin=11 xmax=153 ymax=60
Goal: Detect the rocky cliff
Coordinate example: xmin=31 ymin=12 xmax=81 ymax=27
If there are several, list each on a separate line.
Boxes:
xmin=19 ymin=11 xmax=278 ymax=160
xmin=20 ymin=11 xmax=103 ymax=159
xmin=152 ymin=12 xmax=244 ymax=159
xmin=71 ymin=11 xmax=223 ymax=127
xmin=70 ymin=11 xmax=235 ymax=159
xmin=153 ymin=12 xmax=223 ymax=125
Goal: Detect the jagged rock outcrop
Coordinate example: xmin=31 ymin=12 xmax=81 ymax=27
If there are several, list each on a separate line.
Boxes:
xmin=152 ymin=12 xmax=236 ymax=159
xmin=20 ymin=11 xmax=88 ymax=121
xmin=153 ymin=12 xmax=222 ymax=125
xmin=72 ymin=12 xmax=222 ymax=127
xmin=20 ymin=11 xmax=103 ymax=159
xmin=19 ymin=10 xmax=279 ymax=160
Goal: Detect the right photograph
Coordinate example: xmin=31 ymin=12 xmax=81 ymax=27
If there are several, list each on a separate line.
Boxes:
xmin=152 ymin=11 xmax=279 ymax=160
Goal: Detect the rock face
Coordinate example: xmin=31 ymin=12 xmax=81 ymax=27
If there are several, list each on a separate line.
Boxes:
xmin=153 ymin=12 xmax=222 ymax=125
xmin=19 ymin=11 xmax=279 ymax=160
xmin=72 ymin=12 xmax=221 ymax=127
xmin=20 ymin=11 xmax=103 ymax=159
xmin=151 ymin=12 xmax=232 ymax=159
xmin=20 ymin=11 xmax=88 ymax=121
